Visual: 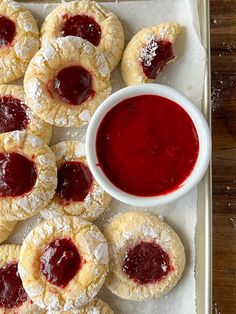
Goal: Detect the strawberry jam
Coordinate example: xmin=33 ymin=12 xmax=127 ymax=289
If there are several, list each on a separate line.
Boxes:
xmin=0 ymin=96 xmax=30 ymax=133
xmin=56 ymin=161 xmax=93 ymax=203
xmin=61 ymin=14 xmax=101 ymax=46
xmin=140 ymin=39 xmax=175 ymax=79
xmin=122 ymin=241 xmax=172 ymax=284
xmin=0 ymin=152 xmax=37 ymax=197
xmin=54 ymin=66 xmax=94 ymax=105
xmin=40 ymin=238 xmax=81 ymax=288
xmin=0 ymin=262 xmax=28 ymax=309
xmin=96 ymin=94 xmax=199 ymax=197
xmin=0 ymin=15 xmax=16 ymax=48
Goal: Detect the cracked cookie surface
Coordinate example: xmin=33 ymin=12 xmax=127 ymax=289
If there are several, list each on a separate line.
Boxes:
xmin=19 ymin=216 xmax=109 ymax=312
xmin=0 ymin=0 xmax=40 ymax=83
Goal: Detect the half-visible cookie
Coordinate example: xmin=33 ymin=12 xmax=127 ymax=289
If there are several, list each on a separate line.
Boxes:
xmin=0 ymin=85 xmax=52 ymax=144
xmin=0 ymin=0 xmax=40 ymax=83
xmin=41 ymin=141 xmax=111 ymax=221
xmin=104 ymin=211 xmax=185 ymax=300
xmin=41 ymin=0 xmax=124 ymax=71
xmin=0 ymin=220 xmax=17 ymax=243
xmin=24 ymin=36 xmax=111 ymax=127
xmin=0 ymin=244 xmax=44 ymax=313
xmin=121 ymin=23 xmax=180 ymax=85
xmin=0 ymin=131 xmax=57 ymax=221
xmin=19 ymin=216 xmax=109 ymax=312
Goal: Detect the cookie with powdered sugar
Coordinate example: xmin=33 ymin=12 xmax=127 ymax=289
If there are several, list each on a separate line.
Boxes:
xmin=0 ymin=131 xmax=57 ymax=221
xmin=18 ymin=216 xmax=109 ymax=312
xmin=121 ymin=22 xmax=180 ymax=86
xmin=24 ymin=36 xmax=111 ymax=128
xmin=0 ymin=85 xmax=52 ymax=144
xmin=0 ymin=0 xmax=40 ymax=83
xmin=41 ymin=0 xmax=124 ymax=71
xmin=41 ymin=141 xmax=111 ymax=222
xmin=0 ymin=245 xmax=44 ymax=313
xmin=104 ymin=211 xmax=185 ymax=301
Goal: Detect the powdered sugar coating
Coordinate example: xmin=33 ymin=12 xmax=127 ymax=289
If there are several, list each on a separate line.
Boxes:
xmin=19 ymin=216 xmax=109 ymax=312
xmin=41 ymin=140 xmax=111 ymax=222
xmin=0 ymin=0 xmax=40 ymax=84
xmin=24 ymin=36 xmax=111 ymax=127
xmin=104 ymin=211 xmax=185 ymax=300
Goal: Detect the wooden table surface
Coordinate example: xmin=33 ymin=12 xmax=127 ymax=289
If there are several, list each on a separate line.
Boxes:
xmin=211 ymin=0 xmax=236 ymax=313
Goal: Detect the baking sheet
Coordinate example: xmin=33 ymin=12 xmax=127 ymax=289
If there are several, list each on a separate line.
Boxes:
xmin=8 ymin=1 xmax=209 ymax=313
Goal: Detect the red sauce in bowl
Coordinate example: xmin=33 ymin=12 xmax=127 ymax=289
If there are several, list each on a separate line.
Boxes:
xmin=96 ymin=94 xmax=199 ymax=197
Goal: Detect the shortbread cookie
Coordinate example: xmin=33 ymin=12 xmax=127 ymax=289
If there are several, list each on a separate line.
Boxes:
xmin=0 ymin=244 xmax=44 ymax=313
xmin=41 ymin=0 xmax=124 ymax=71
xmin=0 ymin=220 xmax=17 ymax=243
xmin=104 ymin=211 xmax=185 ymax=301
xmin=19 ymin=216 xmax=109 ymax=312
xmin=0 ymin=0 xmax=40 ymax=83
xmin=24 ymin=36 xmax=111 ymax=127
xmin=121 ymin=23 xmax=180 ymax=86
xmin=48 ymin=298 xmax=113 ymax=314
xmin=0 ymin=131 xmax=57 ymax=221
xmin=41 ymin=141 xmax=111 ymax=221
xmin=0 ymin=85 xmax=52 ymax=144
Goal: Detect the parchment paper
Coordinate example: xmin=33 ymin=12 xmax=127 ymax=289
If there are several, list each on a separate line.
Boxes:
xmin=8 ymin=1 xmax=206 ymax=313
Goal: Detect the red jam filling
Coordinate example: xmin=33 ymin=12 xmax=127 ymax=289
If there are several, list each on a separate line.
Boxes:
xmin=61 ymin=14 xmax=101 ymax=46
xmin=0 ymin=152 xmax=37 ymax=197
xmin=96 ymin=95 xmax=199 ymax=197
xmin=54 ymin=66 xmax=94 ymax=105
xmin=0 ymin=96 xmax=30 ymax=133
xmin=0 ymin=262 xmax=28 ymax=309
xmin=122 ymin=241 xmax=172 ymax=284
xmin=56 ymin=161 xmax=94 ymax=203
xmin=0 ymin=15 xmax=16 ymax=48
xmin=140 ymin=39 xmax=175 ymax=79
xmin=40 ymin=238 xmax=82 ymax=288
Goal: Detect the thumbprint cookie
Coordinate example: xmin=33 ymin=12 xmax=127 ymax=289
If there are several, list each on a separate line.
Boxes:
xmin=121 ymin=22 xmax=180 ymax=86
xmin=41 ymin=141 xmax=111 ymax=221
xmin=0 ymin=220 xmax=17 ymax=243
xmin=18 ymin=216 xmax=109 ymax=312
xmin=0 ymin=85 xmax=52 ymax=144
xmin=41 ymin=0 xmax=124 ymax=71
xmin=0 ymin=131 xmax=57 ymax=221
xmin=24 ymin=36 xmax=111 ymax=127
xmin=104 ymin=211 xmax=185 ymax=300
xmin=0 ymin=0 xmax=40 ymax=83
xmin=0 ymin=244 xmax=44 ymax=313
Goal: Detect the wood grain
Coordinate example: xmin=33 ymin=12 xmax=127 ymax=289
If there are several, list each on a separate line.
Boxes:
xmin=211 ymin=0 xmax=236 ymax=313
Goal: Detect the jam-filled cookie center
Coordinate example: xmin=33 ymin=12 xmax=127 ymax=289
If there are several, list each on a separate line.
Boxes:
xmin=40 ymin=238 xmax=82 ymax=288
xmin=54 ymin=66 xmax=94 ymax=105
xmin=56 ymin=161 xmax=94 ymax=203
xmin=0 ymin=152 xmax=37 ymax=197
xmin=140 ymin=38 xmax=175 ymax=79
xmin=122 ymin=241 xmax=172 ymax=284
xmin=0 ymin=96 xmax=30 ymax=133
xmin=0 ymin=262 xmax=28 ymax=309
xmin=61 ymin=14 xmax=101 ymax=46
xmin=0 ymin=15 xmax=16 ymax=48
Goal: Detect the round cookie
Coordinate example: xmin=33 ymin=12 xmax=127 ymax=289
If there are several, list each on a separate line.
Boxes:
xmin=0 ymin=220 xmax=17 ymax=243
xmin=41 ymin=141 xmax=111 ymax=221
xmin=121 ymin=22 xmax=180 ymax=86
xmin=104 ymin=211 xmax=185 ymax=301
xmin=0 ymin=131 xmax=57 ymax=221
xmin=47 ymin=298 xmax=113 ymax=314
xmin=0 ymin=0 xmax=40 ymax=84
xmin=18 ymin=216 xmax=109 ymax=312
xmin=0 ymin=244 xmax=44 ymax=313
xmin=24 ymin=36 xmax=111 ymax=127
xmin=41 ymin=0 xmax=124 ymax=71
xmin=0 ymin=85 xmax=52 ymax=144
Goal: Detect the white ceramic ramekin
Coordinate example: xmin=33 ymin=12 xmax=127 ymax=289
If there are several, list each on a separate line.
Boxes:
xmin=86 ymin=84 xmax=211 ymax=207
